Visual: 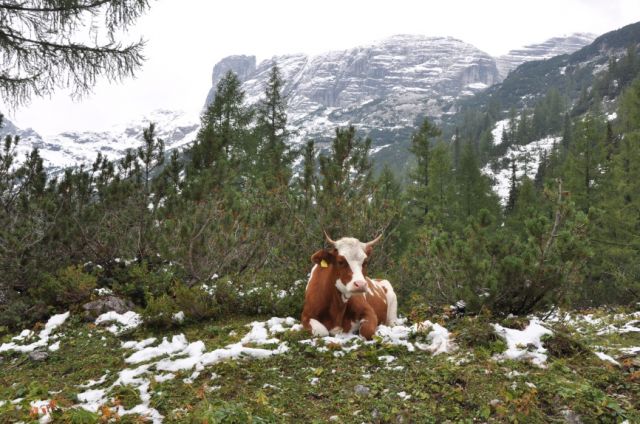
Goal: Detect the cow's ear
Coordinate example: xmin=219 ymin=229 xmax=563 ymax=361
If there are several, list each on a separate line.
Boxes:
xmin=311 ymin=248 xmax=336 ymax=264
xmin=364 ymin=245 xmax=373 ymax=256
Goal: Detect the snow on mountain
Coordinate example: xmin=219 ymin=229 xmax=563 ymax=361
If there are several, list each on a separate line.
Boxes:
xmin=205 ymin=35 xmax=501 ymax=151
xmin=1 ymin=33 xmax=596 ymax=174
xmin=1 ymin=110 xmax=199 ymax=174
xmin=483 ymin=133 xmax=559 ymax=204
xmin=496 ymin=33 xmax=596 ymax=80
xmin=491 ymin=119 xmax=510 ymax=146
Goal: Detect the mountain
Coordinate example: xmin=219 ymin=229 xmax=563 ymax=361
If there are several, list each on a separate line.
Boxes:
xmin=205 ymin=35 xmax=500 ymax=169
xmin=463 ymin=22 xmax=640 ymax=203
xmin=0 ymin=110 xmax=199 ymax=174
xmin=204 ymin=34 xmax=595 ymax=171
xmin=460 ymin=22 xmax=640 ymax=117
xmin=2 ymin=32 xmax=601 ymax=174
xmin=496 ymin=33 xmax=596 ymax=79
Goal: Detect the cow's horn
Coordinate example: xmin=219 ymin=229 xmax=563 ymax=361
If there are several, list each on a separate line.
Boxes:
xmin=365 ymin=233 xmax=383 ymax=247
xmin=324 ymin=230 xmax=337 ymax=245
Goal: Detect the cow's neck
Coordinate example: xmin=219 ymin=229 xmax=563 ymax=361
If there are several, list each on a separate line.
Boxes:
xmin=318 ymin=268 xmax=349 ymax=322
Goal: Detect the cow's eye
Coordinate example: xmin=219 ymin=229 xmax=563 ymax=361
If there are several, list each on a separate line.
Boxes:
xmin=338 ymin=260 xmax=346 ymax=267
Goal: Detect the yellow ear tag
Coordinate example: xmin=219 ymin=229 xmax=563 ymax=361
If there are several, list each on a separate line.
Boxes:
xmin=320 ymin=259 xmax=328 ymax=268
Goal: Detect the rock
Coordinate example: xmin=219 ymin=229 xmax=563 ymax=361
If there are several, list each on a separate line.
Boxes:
xmin=29 ymin=350 xmax=48 ymax=361
xmin=354 ymin=384 xmax=370 ymax=397
xmin=561 ymin=409 xmax=583 ymax=424
xmin=82 ymin=296 xmax=135 ymax=321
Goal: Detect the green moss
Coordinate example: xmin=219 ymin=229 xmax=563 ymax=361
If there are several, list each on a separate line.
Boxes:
xmin=108 ymin=384 xmax=141 ymax=410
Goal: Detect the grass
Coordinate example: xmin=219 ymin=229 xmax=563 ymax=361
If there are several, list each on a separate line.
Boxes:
xmin=1 ymin=309 xmax=639 ymax=423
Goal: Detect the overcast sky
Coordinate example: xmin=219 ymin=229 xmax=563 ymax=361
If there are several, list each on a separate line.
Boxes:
xmin=3 ymin=0 xmax=640 ymax=135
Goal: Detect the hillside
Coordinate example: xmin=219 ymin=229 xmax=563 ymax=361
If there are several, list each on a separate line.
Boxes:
xmin=457 ymin=22 xmax=640 ymax=118
xmin=1 ymin=304 xmax=638 ymax=423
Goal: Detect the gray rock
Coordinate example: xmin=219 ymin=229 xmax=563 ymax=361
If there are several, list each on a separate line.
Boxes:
xmin=354 ymin=384 xmax=370 ymax=397
xmin=29 ymin=350 xmax=48 ymax=361
xmin=82 ymin=296 xmax=135 ymax=321
xmin=561 ymin=409 xmax=583 ymax=424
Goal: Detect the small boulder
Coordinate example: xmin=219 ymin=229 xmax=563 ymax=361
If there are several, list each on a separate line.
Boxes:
xmin=561 ymin=409 xmax=583 ymax=424
xmin=82 ymin=296 xmax=135 ymax=321
xmin=29 ymin=350 xmax=48 ymax=362
xmin=354 ymin=384 xmax=370 ymax=397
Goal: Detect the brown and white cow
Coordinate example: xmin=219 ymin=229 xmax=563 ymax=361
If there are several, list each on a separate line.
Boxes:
xmin=301 ymin=233 xmax=397 ymax=340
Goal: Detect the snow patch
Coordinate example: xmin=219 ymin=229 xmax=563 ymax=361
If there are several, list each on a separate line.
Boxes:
xmin=0 ymin=312 xmax=70 ymax=353
xmin=492 ymin=319 xmax=553 ymax=367
xmin=95 ymin=311 xmax=142 ymax=334
xmin=594 ymin=352 xmax=620 ymax=366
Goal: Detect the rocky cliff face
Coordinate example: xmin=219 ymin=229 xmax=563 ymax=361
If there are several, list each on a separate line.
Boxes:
xmin=206 ymin=35 xmax=500 ymax=152
xmin=496 ymin=33 xmax=596 ymax=79
xmin=203 ymin=34 xmax=593 ymax=169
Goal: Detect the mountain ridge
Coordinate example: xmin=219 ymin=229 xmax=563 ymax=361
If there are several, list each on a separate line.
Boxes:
xmin=1 ymin=32 xmax=598 ymax=173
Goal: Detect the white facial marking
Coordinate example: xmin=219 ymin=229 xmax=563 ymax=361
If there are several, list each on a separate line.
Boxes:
xmin=309 ymin=319 xmax=329 ymax=337
xmin=334 ymin=237 xmax=368 ymax=292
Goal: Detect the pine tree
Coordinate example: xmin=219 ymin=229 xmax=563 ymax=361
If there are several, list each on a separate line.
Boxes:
xmin=564 ymin=114 xmax=605 ymax=212
xmin=298 ymin=140 xmax=317 ymax=206
xmin=256 ymin=64 xmax=292 ymax=187
xmin=408 ymin=117 xmax=441 ymax=217
xmin=318 ymin=126 xmax=372 ymax=236
xmin=188 ymin=70 xmax=253 ymax=196
xmin=0 ymin=0 xmax=150 ymax=106
xmin=456 ymin=142 xmax=498 ymax=219
xmin=506 ymin=159 xmax=518 ymax=213
xmin=453 ymin=127 xmax=461 ymax=170
xmin=426 ymin=141 xmax=456 ymax=224
xmin=561 ymin=113 xmax=572 ymax=156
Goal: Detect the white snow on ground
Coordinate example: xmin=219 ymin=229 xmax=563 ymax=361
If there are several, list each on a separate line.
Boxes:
xmin=0 ymin=312 xmax=70 ymax=353
xmin=620 ymin=346 xmax=640 ymax=355
xmin=172 ymin=311 xmax=185 ymax=323
xmin=30 ymin=399 xmax=55 ymax=423
xmin=597 ymin=318 xmax=640 ymax=335
xmin=397 ymin=391 xmax=412 ymax=400
xmin=95 ymin=311 xmax=142 ymax=334
xmin=70 ymin=316 xmax=456 ymax=422
xmin=3 ymin=315 xmax=458 ymax=422
xmin=78 ymin=372 xmax=110 ymax=388
xmin=299 ymin=319 xmax=457 ymax=355
xmin=545 ymin=310 xmax=640 ymax=335
xmin=594 ymin=352 xmax=620 ymax=366
xmin=493 ymin=319 xmax=553 ymax=367
xmin=75 ymin=317 xmax=299 ymax=422
xmin=491 ymin=119 xmax=510 ymax=146
xmin=482 ymin=136 xmax=559 ymax=204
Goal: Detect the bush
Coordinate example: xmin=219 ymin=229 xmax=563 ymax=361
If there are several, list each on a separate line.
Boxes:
xmin=544 ymin=329 xmax=589 ymax=358
xmin=30 ymin=265 xmax=97 ymax=311
xmin=206 ymin=270 xmax=305 ymax=318
xmin=400 ymin=188 xmax=590 ymax=316
xmin=142 ymin=294 xmax=178 ymax=329
xmin=173 ymin=283 xmax=219 ymax=322
xmin=110 ymin=261 xmax=176 ymax=307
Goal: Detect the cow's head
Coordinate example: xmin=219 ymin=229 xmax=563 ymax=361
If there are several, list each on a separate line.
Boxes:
xmin=311 ymin=233 xmax=382 ymax=298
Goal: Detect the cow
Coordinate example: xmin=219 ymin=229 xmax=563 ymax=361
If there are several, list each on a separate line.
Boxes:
xmin=301 ymin=233 xmax=398 ymax=340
